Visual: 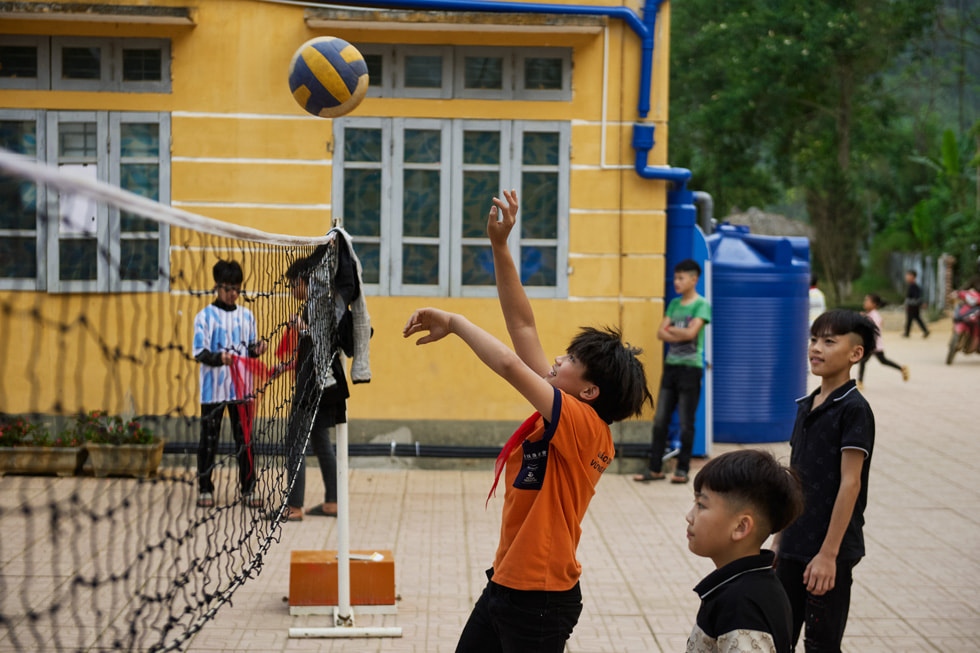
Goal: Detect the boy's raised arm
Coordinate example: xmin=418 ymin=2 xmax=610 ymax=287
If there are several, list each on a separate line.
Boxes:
xmin=487 ymin=190 xmax=550 ymax=377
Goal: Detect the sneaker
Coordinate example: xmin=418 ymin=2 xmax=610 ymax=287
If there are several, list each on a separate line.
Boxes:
xmin=901 ymin=366 xmax=910 ymax=382
xmin=196 ymin=492 xmax=214 ymax=508
xmin=670 ymin=469 xmax=689 ymax=484
xmin=923 ymin=331 xmax=930 ymax=339
xmin=632 ymin=469 xmax=666 ymax=482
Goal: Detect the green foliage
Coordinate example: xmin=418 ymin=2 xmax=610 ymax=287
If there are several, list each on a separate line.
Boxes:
xmin=72 ymin=411 xmax=155 ymax=445
xmin=0 ymin=416 xmax=82 ymax=447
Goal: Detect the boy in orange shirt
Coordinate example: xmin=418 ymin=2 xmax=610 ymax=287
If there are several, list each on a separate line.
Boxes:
xmin=404 ymin=190 xmax=652 ymax=652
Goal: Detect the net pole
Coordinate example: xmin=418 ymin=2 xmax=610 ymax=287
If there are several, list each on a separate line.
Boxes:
xmin=336 ymin=420 xmax=352 ymax=623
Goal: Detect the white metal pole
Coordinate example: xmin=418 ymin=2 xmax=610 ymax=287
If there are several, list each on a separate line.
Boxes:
xmin=336 ymin=420 xmax=351 ymax=623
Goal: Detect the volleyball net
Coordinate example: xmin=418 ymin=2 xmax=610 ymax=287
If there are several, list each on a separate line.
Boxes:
xmin=0 ymin=149 xmax=341 ymax=651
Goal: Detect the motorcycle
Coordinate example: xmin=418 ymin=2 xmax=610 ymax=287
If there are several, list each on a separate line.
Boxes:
xmin=946 ymin=288 xmax=980 ymax=365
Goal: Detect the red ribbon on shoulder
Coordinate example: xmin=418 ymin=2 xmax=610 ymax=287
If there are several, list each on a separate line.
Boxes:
xmin=486 ymin=411 xmax=541 ymax=508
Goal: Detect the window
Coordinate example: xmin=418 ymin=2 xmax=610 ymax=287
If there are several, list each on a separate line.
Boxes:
xmin=0 ymin=109 xmax=170 ymax=292
xmin=359 ymin=44 xmax=571 ymax=101
xmin=333 ymin=118 xmax=569 ymax=298
xmin=0 ymin=36 xmax=170 ymax=93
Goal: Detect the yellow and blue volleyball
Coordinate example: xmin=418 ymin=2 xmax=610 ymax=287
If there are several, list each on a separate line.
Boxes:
xmin=288 ymin=37 xmax=369 ymax=118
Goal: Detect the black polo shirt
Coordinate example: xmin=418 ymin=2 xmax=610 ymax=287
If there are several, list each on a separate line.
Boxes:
xmin=688 ymin=550 xmax=793 ymax=653
xmin=779 ymin=380 xmax=874 ymax=562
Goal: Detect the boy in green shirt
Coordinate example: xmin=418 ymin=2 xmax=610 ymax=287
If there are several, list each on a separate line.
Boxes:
xmin=634 ymin=259 xmax=711 ymax=484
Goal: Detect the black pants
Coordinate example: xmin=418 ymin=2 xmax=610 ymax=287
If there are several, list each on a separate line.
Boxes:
xmin=904 ymin=307 xmax=929 ymax=336
xmin=857 ymin=351 xmax=902 ymax=381
xmin=649 ymin=364 xmax=703 ymax=473
xmin=285 ymin=396 xmax=340 ymax=509
xmin=198 ymin=401 xmax=255 ymax=494
xmin=776 ymin=557 xmax=857 ymax=653
xmin=455 ymin=570 xmax=582 ymax=653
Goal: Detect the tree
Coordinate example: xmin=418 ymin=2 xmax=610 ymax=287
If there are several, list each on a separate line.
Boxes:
xmin=670 ymin=0 xmax=941 ymax=303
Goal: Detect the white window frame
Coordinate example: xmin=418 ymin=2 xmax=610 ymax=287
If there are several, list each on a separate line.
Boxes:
xmin=333 ymin=117 xmax=569 ymax=299
xmin=331 ymin=117 xmax=391 ymax=295
xmin=0 ymin=109 xmax=47 ymax=291
xmin=358 ymin=43 xmax=394 ymax=98
xmin=395 ymin=45 xmax=453 ymax=99
xmin=0 ymin=35 xmax=50 ymax=91
xmin=51 ymin=37 xmax=114 ymax=92
xmin=115 ymin=38 xmax=171 ymax=93
xmin=515 ymin=48 xmax=573 ymax=102
xmin=35 ymin=110 xmax=170 ymax=293
xmin=455 ymin=47 xmax=513 ymax=100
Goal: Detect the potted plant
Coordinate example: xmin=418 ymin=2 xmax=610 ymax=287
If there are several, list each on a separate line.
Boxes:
xmin=0 ymin=415 xmax=86 ymax=477
xmin=79 ymin=411 xmax=165 ymax=479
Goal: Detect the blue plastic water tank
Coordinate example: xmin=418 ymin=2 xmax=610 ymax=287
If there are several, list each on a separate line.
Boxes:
xmin=707 ymin=224 xmax=810 ymax=442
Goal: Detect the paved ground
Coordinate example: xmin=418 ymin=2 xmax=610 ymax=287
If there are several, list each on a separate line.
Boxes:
xmin=3 ymin=318 xmax=979 ymax=651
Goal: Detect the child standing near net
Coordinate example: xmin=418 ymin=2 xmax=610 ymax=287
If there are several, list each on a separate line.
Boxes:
xmin=858 ymin=293 xmax=909 ymax=389
xmin=193 ymin=259 xmax=268 ymax=509
xmin=403 ymin=190 xmax=652 ymax=653
xmin=774 ymin=309 xmax=877 ymax=652
xmin=685 ymin=449 xmax=804 ymax=653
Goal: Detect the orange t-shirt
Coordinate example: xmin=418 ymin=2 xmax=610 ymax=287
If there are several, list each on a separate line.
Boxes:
xmin=490 ymin=388 xmax=614 ymax=591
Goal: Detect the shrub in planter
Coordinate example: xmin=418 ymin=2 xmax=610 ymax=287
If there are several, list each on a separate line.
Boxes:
xmin=0 ymin=415 xmax=86 ymax=477
xmin=78 ymin=412 xmax=163 ymax=479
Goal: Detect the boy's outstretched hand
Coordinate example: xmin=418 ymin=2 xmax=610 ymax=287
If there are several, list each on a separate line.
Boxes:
xmin=487 ymin=189 xmax=518 ymax=246
xmin=403 ymin=308 xmax=454 ymax=345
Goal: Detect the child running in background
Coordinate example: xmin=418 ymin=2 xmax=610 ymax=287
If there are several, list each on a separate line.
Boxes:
xmin=404 ymin=190 xmax=652 ymax=652
xmin=685 ymin=449 xmax=804 ymax=653
xmin=858 ymin=293 xmax=909 ymax=389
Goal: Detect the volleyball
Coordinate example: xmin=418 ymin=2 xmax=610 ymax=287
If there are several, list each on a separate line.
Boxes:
xmin=288 ymin=37 xmax=369 ymax=118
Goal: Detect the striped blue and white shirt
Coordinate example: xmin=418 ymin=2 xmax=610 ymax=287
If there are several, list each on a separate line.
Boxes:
xmin=193 ymin=303 xmax=258 ymax=403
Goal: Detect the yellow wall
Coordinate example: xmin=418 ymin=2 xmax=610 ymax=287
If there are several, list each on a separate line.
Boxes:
xmin=1 ymin=0 xmax=673 ymax=426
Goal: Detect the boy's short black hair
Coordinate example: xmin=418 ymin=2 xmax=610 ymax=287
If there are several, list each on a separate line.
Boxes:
xmin=213 ymin=259 xmax=243 ymax=285
xmin=810 ymin=274 xmax=818 ymax=286
xmin=693 ymin=449 xmax=804 ymax=536
xmin=285 ymin=256 xmax=311 ymax=281
xmin=567 ymin=327 xmax=653 ymax=423
xmin=810 ymin=309 xmax=879 ymax=363
xmin=674 ymin=259 xmax=701 ymax=277
xmin=866 ymin=292 xmax=885 ymax=308
xmin=907 ymin=269 xmax=917 ymax=278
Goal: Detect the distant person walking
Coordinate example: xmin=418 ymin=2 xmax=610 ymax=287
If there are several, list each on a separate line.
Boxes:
xmin=858 ymin=293 xmax=909 ymax=389
xmin=809 ymin=275 xmax=827 ymax=328
xmin=903 ymin=270 xmax=929 ymax=338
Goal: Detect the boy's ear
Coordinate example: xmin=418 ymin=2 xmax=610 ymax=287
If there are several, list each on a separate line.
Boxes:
xmin=579 ymin=384 xmax=600 ymax=402
xmin=731 ymin=513 xmax=755 ymax=543
xmin=849 ymin=343 xmax=865 ymax=364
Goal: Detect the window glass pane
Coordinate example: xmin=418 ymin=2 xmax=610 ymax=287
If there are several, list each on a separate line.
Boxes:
xmin=59 ymin=123 xmax=98 ymax=158
xmin=353 ymin=241 xmax=380 ymax=284
xmin=402 ymin=243 xmax=438 ymax=285
xmin=403 ymin=169 xmax=440 ymax=237
xmin=344 ymin=128 xmax=382 ymax=163
xmin=404 ymin=55 xmax=442 ymax=88
xmin=524 ymin=58 xmax=563 ymax=90
xmin=0 ymin=120 xmax=37 ymax=154
xmin=120 ymin=164 xmax=160 ymax=233
xmin=62 ymin=47 xmax=101 ymax=80
xmin=521 ymin=245 xmax=556 ymax=287
xmin=464 ymin=56 xmax=503 ymax=90
xmin=521 ymin=172 xmax=558 ymax=239
xmin=364 ymin=54 xmax=383 ymax=87
xmin=343 ymin=169 xmax=381 ymax=237
xmin=120 ymin=239 xmax=159 ymax=280
xmin=120 ymin=123 xmax=159 ymax=157
xmin=122 ymin=48 xmax=162 ymax=81
xmin=522 ymin=132 xmax=559 ymax=166
xmin=462 ymin=245 xmax=494 ymax=286
xmin=0 ymin=176 xmax=37 ymax=230
xmin=0 ymin=237 xmax=36 ymax=278
xmin=59 ymin=239 xmax=98 ymax=280
xmin=463 ymin=131 xmax=499 ymax=165
xmin=403 ymin=129 xmax=440 ymax=164
xmin=462 ymin=171 xmax=497 ymax=238
xmin=0 ymin=46 xmax=38 ymax=79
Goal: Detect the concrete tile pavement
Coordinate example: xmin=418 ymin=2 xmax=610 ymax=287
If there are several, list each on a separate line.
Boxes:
xmin=2 ymin=318 xmax=978 ymax=651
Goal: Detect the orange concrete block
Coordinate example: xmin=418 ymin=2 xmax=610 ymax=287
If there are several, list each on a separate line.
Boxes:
xmin=289 ymin=550 xmax=395 ymax=607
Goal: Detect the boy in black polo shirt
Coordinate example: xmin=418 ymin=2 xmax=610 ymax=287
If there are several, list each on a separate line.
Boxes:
xmin=685 ymin=449 xmax=805 ymax=653
xmin=774 ymin=309 xmax=878 ymax=652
